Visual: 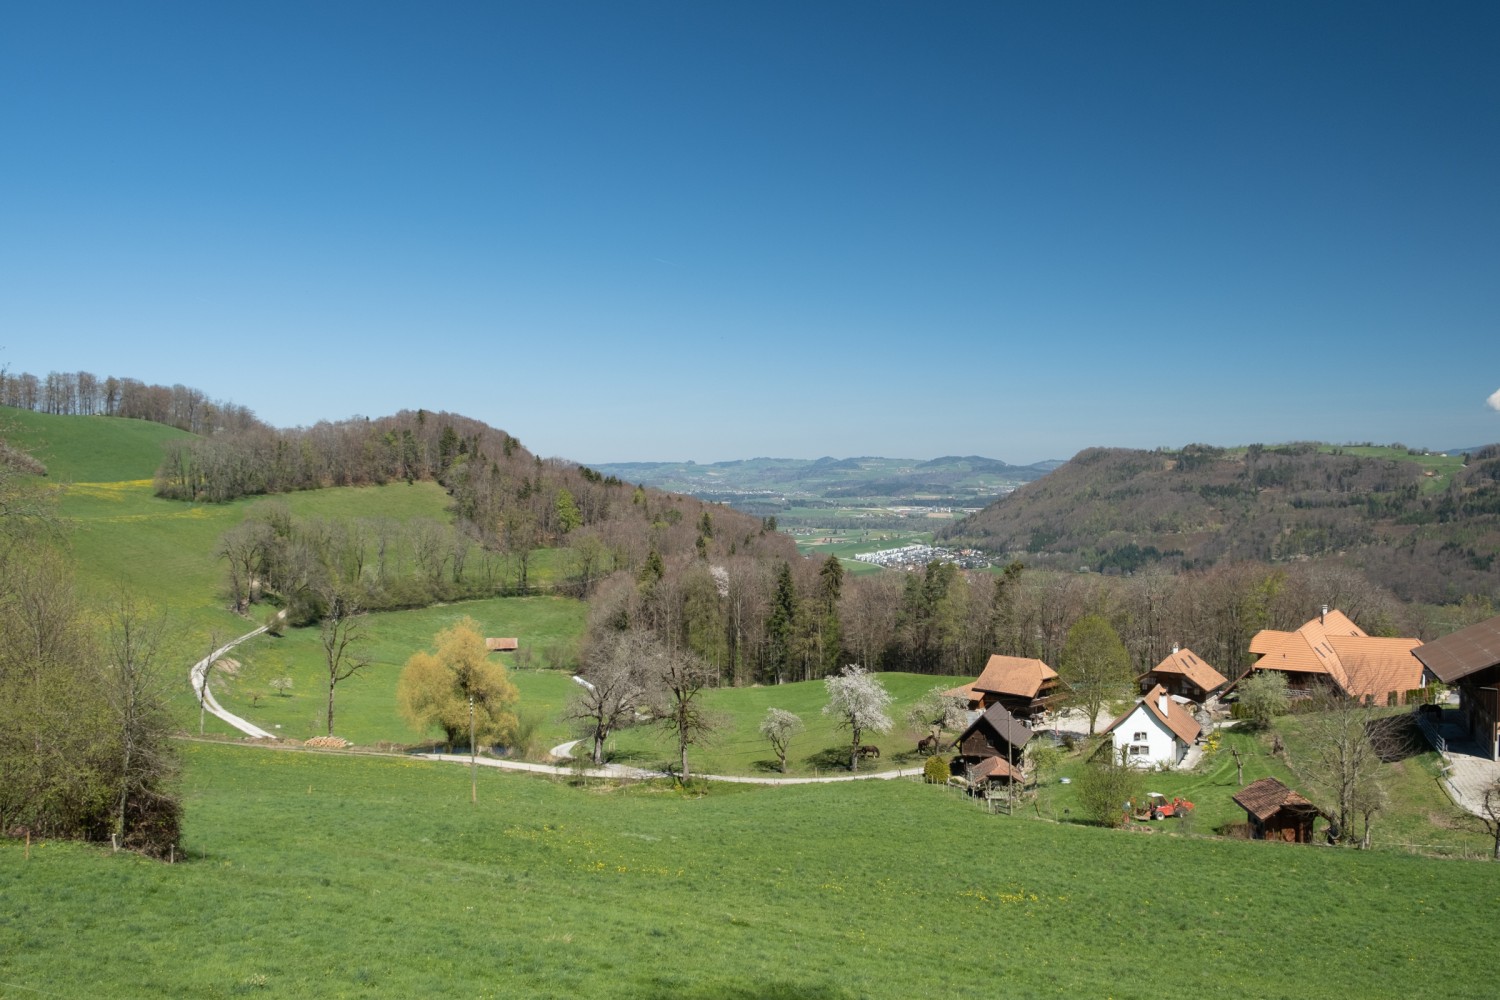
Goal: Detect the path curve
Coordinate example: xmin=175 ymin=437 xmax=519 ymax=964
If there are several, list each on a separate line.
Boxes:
xmin=191 ymin=625 xmax=278 ymax=740
xmin=415 ymin=750 xmax=922 ymax=785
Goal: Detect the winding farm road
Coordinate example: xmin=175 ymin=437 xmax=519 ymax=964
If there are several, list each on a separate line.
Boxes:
xmin=190 ymin=624 xmax=278 ymax=740
xmin=192 ymin=624 xmax=922 ymax=784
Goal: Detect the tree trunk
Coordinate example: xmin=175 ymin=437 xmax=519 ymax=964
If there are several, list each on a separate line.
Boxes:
xmin=327 ymin=679 xmax=336 ymax=735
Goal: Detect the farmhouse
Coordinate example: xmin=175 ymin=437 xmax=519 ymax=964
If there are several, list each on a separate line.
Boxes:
xmin=945 ymin=654 xmax=1061 ymax=721
xmin=1412 ymin=613 xmax=1500 ymax=760
xmin=1232 ymin=776 xmax=1321 ymax=843
xmin=1137 ymin=645 xmax=1227 ymax=704
xmin=1102 ymin=684 xmax=1201 ymax=768
xmin=1243 ymin=607 xmax=1421 ymax=705
xmin=953 ymin=704 xmax=1033 ymax=784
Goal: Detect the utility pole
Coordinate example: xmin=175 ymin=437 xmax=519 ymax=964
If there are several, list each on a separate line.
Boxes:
xmin=469 ymin=694 xmax=477 ymax=805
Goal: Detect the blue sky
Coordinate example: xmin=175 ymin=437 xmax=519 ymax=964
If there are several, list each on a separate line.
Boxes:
xmin=3 ymin=2 xmax=1497 ymax=464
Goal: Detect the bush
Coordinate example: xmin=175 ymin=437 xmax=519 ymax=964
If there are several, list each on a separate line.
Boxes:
xmin=1075 ymin=746 xmax=1145 ymax=828
xmin=923 ymin=756 xmax=950 ymax=784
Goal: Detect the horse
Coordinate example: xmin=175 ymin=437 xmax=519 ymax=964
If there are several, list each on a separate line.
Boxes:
xmin=857 ymin=744 xmax=880 ymax=759
xmin=916 ymin=735 xmax=938 ymax=756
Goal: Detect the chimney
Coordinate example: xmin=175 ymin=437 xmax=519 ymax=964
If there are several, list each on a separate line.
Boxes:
xmin=1321 ymin=604 xmax=1328 ymax=624
xmin=1158 ymin=691 xmax=1170 ymax=716
xmin=1171 ymin=643 xmax=1179 ymax=655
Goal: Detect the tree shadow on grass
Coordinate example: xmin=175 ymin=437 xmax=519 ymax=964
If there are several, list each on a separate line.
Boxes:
xmin=750 ymin=757 xmax=790 ymax=774
xmin=802 ymin=746 xmax=854 ymax=772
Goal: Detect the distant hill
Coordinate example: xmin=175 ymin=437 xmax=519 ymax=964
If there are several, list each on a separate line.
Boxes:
xmin=587 ymin=455 xmax=1061 ymax=512
xmin=0 ymin=405 xmax=195 ymax=481
xmin=940 ymin=442 xmax=1500 ymax=605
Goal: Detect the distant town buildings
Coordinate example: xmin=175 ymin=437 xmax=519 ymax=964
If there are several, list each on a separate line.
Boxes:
xmin=852 ymin=543 xmax=992 ymax=570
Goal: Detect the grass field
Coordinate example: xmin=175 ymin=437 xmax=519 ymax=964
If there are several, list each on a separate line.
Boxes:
xmin=0 ymin=405 xmax=194 ymax=482
xmin=605 ymin=672 xmax=965 ymax=776
xmin=3 ymin=741 xmax=1498 ymax=1000
xmin=791 ymin=528 xmax=933 ymax=575
xmin=214 ymin=596 xmax=589 ymax=747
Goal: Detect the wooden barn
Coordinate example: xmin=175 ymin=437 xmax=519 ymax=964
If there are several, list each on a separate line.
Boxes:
xmin=944 ymin=655 xmax=1061 ymax=721
xmin=485 ymin=638 xmax=518 ymax=653
xmin=953 ymin=704 xmax=1033 ymax=784
xmin=1138 ymin=645 xmax=1227 ymax=704
xmin=1232 ymin=777 xmax=1321 ymax=843
xmin=1413 ymin=613 xmax=1500 ymax=760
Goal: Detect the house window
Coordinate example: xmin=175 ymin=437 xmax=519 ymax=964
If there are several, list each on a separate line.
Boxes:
xmin=1129 ymin=744 xmax=1150 ymax=757
xmin=1132 ymin=732 xmax=1148 ymax=742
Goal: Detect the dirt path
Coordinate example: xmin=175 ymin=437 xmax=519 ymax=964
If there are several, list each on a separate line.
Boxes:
xmin=190 ymin=625 xmax=278 ymax=740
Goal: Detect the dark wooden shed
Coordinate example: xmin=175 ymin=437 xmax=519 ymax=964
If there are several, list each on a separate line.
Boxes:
xmin=1232 ymin=777 xmax=1321 ymax=843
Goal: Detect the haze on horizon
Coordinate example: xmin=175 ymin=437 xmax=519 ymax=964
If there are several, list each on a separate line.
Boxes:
xmin=2 ymin=2 xmax=1497 ymax=468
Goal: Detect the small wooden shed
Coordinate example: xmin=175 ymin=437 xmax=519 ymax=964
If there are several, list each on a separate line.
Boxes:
xmin=485 ymin=638 xmax=518 ymax=653
xmin=1232 ymin=777 xmax=1321 ymax=843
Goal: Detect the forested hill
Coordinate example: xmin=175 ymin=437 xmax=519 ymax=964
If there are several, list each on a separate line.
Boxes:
xmin=939 ymin=442 xmax=1500 ymax=605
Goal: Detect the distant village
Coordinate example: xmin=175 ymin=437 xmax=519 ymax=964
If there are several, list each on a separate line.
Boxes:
xmin=852 ymin=543 xmax=993 ymax=570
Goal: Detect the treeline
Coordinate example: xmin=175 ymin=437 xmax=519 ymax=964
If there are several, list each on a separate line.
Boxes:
xmin=942 ymin=443 xmax=1500 ymax=605
xmin=582 ymin=537 xmax=1487 ymax=691
xmin=0 ymin=369 xmax=262 ymax=436
xmin=187 ymin=410 xmax=803 ymax=626
xmin=0 ymin=460 xmax=180 ymax=858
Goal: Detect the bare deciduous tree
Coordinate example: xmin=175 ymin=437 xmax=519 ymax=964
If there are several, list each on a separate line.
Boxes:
xmin=566 ymin=630 xmax=652 ymax=765
xmin=320 ymin=588 xmax=369 ymax=736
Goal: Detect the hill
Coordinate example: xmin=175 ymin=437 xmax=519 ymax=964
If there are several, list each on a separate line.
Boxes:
xmin=941 ymin=442 xmax=1500 ymax=604
xmin=1 ymin=404 xmax=195 ymax=481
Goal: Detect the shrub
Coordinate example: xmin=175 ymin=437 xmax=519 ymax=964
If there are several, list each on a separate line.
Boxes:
xmin=923 ymin=756 xmax=950 ymax=784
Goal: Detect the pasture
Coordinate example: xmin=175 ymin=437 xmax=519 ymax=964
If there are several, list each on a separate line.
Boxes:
xmin=3 ymin=741 xmax=1497 ymax=999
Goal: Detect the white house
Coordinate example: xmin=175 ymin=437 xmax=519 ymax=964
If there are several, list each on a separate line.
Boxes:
xmin=1102 ymin=684 xmax=1201 ymax=768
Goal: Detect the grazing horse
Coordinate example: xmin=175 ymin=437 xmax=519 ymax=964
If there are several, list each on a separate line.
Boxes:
xmin=857 ymin=744 xmax=880 ymax=759
xmin=916 ymin=735 xmax=938 ymax=756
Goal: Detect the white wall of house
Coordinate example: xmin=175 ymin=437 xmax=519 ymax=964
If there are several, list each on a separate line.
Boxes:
xmin=1110 ymin=705 xmax=1185 ymax=768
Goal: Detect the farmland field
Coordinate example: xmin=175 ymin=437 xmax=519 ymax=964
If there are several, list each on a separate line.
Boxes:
xmin=2 ymin=741 xmax=1497 ymax=999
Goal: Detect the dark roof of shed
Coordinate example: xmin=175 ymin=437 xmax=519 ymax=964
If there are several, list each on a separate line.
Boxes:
xmin=1232 ymin=777 xmax=1318 ymax=822
xmin=958 ymin=704 xmax=1033 ymax=751
xmin=1413 ymin=615 xmax=1500 ymax=684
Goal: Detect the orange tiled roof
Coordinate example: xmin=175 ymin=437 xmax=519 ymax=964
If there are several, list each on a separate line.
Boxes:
xmin=970 ymin=655 xmax=1058 ymax=699
xmin=1248 ymin=609 xmax=1419 ymax=698
xmin=485 ymin=637 xmax=518 ymax=652
xmin=1142 ymin=646 xmax=1228 ymax=695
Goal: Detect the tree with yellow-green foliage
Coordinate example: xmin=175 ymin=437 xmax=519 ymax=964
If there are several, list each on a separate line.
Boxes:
xmin=397 ymin=617 xmax=519 ymax=751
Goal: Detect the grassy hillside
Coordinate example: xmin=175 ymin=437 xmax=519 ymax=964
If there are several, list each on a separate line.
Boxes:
xmin=0 ymin=404 xmax=194 ymax=481
xmin=943 ymin=442 xmax=1500 ymax=603
xmin=3 ymin=742 xmax=1496 ymax=999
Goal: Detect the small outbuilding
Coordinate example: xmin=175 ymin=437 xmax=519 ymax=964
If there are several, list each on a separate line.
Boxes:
xmin=953 ymin=704 xmax=1033 ymax=784
xmin=485 ymin=638 xmax=519 ymax=653
xmin=1232 ymin=777 xmax=1321 ymax=843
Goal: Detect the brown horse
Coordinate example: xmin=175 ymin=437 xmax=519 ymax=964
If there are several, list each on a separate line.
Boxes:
xmin=916 ymin=735 xmax=938 ymax=756
xmin=857 ymin=744 xmax=880 ymax=759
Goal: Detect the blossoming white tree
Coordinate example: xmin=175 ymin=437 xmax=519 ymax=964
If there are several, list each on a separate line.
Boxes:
xmin=823 ymin=665 xmax=893 ymax=772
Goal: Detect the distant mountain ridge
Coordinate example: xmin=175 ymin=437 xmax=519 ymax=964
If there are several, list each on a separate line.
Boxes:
xmin=587 ymin=454 xmax=1063 ymax=509
xmin=940 ymin=442 xmax=1500 ymax=605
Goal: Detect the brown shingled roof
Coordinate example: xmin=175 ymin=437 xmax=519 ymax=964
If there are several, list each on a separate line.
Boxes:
xmin=970 ymin=655 xmax=1058 ymax=699
xmin=969 ymin=755 xmax=1021 ymax=782
xmin=1413 ymin=614 xmax=1500 ymax=684
xmin=1232 ymin=777 xmax=1318 ymax=822
xmin=486 ymin=637 xmax=518 ymax=652
xmin=1142 ymin=646 xmax=1228 ymax=695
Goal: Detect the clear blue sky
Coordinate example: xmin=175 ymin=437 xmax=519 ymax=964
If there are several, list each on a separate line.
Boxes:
xmin=3 ymin=2 xmax=1497 ymax=464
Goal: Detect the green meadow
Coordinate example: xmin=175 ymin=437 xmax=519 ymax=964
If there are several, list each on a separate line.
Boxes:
xmin=3 ymin=742 xmax=1497 ymax=1000
xmin=7 ymin=409 xmax=1500 ymax=999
